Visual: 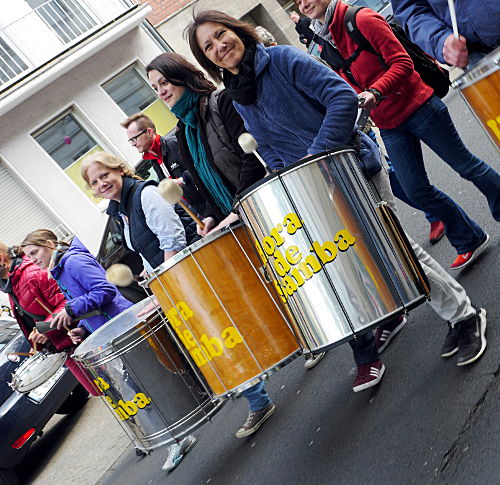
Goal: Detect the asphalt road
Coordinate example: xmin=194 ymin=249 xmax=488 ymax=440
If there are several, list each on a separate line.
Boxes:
xmin=24 ymin=85 xmax=499 ymax=485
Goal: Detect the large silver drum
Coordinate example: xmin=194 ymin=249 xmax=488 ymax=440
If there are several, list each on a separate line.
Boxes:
xmin=237 ymin=148 xmax=429 ymax=353
xmin=72 ymin=299 xmax=224 ymax=452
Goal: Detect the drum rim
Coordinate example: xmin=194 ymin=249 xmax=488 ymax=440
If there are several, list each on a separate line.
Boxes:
xmin=236 ymin=147 xmax=355 ymax=203
xmin=452 ymin=47 xmax=499 ymax=88
xmin=145 ymin=222 xmax=245 ymax=283
xmin=11 ymin=351 xmax=67 ymax=392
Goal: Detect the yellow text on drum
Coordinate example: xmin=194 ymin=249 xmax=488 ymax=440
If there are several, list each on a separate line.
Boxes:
xmin=94 ymin=377 xmax=152 ymax=421
xmin=166 ymin=302 xmax=244 ymax=368
xmin=254 ymin=212 xmax=356 ymax=302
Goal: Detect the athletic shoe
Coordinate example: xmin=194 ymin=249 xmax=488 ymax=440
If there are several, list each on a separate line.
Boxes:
xmin=162 ymin=435 xmax=197 ymax=472
xmin=375 ymin=315 xmax=407 ymax=353
xmin=304 ymin=352 xmax=326 ymax=369
xmin=352 ymin=360 xmax=385 ymax=392
xmin=440 ymin=322 xmax=459 ymax=357
xmin=450 ymin=234 xmax=490 ymax=270
xmin=235 ymin=403 xmax=275 ymax=439
xmin=429 ymin=221 xmax=445 ymax=244
xmin=455 ymin=308 xmax=487 ymax=366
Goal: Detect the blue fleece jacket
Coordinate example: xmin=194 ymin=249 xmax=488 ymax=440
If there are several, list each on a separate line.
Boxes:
xmin=393 ymin=0 xmax=500 ymax=64
xmin=232 ymin=43 xmax=358 ymax=169
xmin=50 ymin=237 xmax=132 ymax=333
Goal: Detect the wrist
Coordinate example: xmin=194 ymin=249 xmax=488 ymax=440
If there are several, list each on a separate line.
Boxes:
xmin=367 ymin=88 xmax=382 ymax=106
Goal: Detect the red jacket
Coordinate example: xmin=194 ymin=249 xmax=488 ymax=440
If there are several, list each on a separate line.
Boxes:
xmin=329 ymin=1 xmax=434 ymax=129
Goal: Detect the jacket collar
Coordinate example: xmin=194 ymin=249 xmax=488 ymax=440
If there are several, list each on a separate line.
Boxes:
xmin=106 ymin=176 xmax=138 ymax=218
xmin=254 ymin=42 xmax=271 ymax=78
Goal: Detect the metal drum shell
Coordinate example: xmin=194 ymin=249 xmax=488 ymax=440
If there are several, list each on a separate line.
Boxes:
xmin=72 ymin=299 xmax=224 ymax=452
xmin=236 ymin=148 xmax=427 ymax=353
xmin=146 ymin=224 xmax=301 ymax=398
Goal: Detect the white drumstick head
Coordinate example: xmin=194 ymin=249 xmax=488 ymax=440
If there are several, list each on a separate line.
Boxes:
xmin=158 ymin=178 xmax=183 ymax=204
xmin=106 ymin=263 xmax=134 ymax=287
xmin=238 ymin=133 xmax=258 ymax=154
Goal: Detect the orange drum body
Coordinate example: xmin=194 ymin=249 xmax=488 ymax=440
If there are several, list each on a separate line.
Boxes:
xmin=147 ymin=225 xmax=300 ymax=397
xmin=453 ymin=48 xmax=500 ymax=150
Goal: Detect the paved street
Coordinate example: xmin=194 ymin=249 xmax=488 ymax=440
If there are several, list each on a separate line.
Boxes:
xmin=22 ymin=85 xmax=499 ymax=485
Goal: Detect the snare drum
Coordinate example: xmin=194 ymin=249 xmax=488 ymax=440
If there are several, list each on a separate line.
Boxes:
xmin=452 ymin=48 xmax=500 ymax=149
xmin=10 ymin=351 xmax=67 ymax=393
xmin=72 ymin=298 xmax=224 ymax=452
xmin=236 ymin=148 xmax=428 ymax=354
xmin=146 ymin=224 xmax=301 ymax=398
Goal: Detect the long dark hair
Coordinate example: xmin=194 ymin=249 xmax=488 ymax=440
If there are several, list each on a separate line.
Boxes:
xmin=185 ymin=10 xmax=261 ymax=83
xmin=146 ymin=52 xmax=216 ymax=94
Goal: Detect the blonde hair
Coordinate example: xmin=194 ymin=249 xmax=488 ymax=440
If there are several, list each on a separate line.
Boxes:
xmin=80 ymin=151 xmax=139 ymax=189
xmin=21 ymin=229 xmax=59 ymax=250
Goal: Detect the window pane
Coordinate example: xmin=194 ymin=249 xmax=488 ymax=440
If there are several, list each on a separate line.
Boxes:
xmin=0 ymin=37 xmax=29 ymax=84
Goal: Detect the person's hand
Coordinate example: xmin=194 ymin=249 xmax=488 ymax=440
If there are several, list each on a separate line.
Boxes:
xmin=172 ymin=177 xmax=185 ymax=186
xmin=68 ymin=327 xmax=87 ymax=345
xmin=443 ymin=34 xmax=468 ymax=68
xmin=197 ymin=217 xmax=216 ymax=237
xmin=136 ymin=297 xmax=160 ymax=317
xmin=50 ymin=309 xmax=73 ymax=331
xmin=290 ymin=12 xmax=300 ymax=24
xmin=29 ymin=329 xmax=48 ymax=345
xmin=207 ymin=212 xmax=240 ymax=235
xmin=358 ymin=91 xmax=378 ymax=110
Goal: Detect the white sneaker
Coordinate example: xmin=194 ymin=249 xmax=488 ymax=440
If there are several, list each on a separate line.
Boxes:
xmin=162 ymin=435 xmax=197 ymax=472
xmin=304 ymin=352 xmax=326 ymax=370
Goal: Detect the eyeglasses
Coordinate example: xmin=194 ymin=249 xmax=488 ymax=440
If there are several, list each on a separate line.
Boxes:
xmin=128 ymin=129 xmax=147 ymax=144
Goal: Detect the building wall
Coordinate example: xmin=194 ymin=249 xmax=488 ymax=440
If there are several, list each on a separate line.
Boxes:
xmin=0 ymin=26 xmax=165 ymax=252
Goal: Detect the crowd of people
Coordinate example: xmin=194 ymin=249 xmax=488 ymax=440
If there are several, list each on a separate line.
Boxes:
xmin=1 ymin=0 xmax=497 ymax=475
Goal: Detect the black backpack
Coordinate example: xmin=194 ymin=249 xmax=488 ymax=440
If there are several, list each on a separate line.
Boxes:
xmin=339 ymin=5 xmax=450 ymax=98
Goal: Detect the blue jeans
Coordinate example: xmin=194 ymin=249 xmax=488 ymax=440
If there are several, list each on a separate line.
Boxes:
xmin=380 ymin=96 xmax=499 ymax=253
xmin=349 ymin=331 xmax=379 ymax=366
xmin=242 ymin=381 xmax=271 ymax=412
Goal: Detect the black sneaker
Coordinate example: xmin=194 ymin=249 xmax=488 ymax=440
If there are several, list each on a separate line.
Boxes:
xmin=235 ymin=403 xmax=275 ymax=438
xmin=440 ymin=322 xmax=459 ymax=357
xmin=455 ymin=308 xmax=487 ymax=366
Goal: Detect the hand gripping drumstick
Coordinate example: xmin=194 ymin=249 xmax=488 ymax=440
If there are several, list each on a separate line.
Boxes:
xmin=158 ymin=179 xmax=205 ymax=229
xmin=35 ymin=297 xmax=71 ymax=333
xmin=238 ymin=133 xmax=268 ymax=169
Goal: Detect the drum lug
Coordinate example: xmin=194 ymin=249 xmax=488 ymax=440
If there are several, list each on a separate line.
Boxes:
xmin=135 ymin=448 xmax=149 ymax=457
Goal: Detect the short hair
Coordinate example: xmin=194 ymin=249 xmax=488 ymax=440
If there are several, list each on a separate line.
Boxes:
xmin=184 ymin=10 xmax=261 ymax=83
xmin=146 ymin=52 xmax=216 ymax=94
xmin=21 ymin=229 xmax=58 ymax=249
xmin=80 ymin=152 xmax=138 ymax=189
xmin=121 ymin=113 xmax=156 ymax=131
xmin=255 ymin=26 xmax=277 ymax=47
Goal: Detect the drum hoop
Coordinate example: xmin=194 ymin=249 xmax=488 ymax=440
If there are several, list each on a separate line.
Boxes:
xmin=145 ymin=223 xmax=245 ymax=283
xmin=452 ymin=47 xmax=499 ymax=88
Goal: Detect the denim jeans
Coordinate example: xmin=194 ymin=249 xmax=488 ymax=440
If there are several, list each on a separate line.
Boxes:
xmin=349 ymin=332 xmax=379 ymax=366
xmin=242 ymin=381 xmax=272 ymax=412
xmin=380 ymin=96 xmax=499 ymax=253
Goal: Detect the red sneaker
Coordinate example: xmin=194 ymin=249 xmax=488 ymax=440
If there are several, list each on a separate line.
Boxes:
xmin=429 ymin=221 xmax=445 ymax=244
xmin=450 ymin=234 xmax=490 ymax=270
xmin=352 ymin=360 xmax=385 ymax=392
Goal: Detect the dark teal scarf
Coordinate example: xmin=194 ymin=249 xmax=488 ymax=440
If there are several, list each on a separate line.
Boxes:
xmin=172 ymin=89 xmax=233 ymax=216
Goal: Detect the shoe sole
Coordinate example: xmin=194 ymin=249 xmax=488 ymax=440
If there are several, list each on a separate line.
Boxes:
xmin=450 ymin=234 xmax=490 ymax=270
xmin=304 ymin=352 xmax=326 ymax=369
xmin=377 ymin=316 xmax=407 ymax=353
xmin=352 ymin=364 xmax=386 ymax=392
xmin=457 ymin=309 xmax=487 ymax=366
xmin=235 ymin=404 xmax=276 ymax=439
xmin=440 ymin=346 xmax=459 ymax=358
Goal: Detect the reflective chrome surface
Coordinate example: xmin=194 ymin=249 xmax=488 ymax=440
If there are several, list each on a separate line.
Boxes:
xmin=238 ymin=149 xmax=426 ymax=352
xmin=73 ymin=298 xmax=224 ymax=452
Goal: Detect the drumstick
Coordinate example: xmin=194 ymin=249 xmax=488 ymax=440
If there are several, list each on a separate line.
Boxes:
xmin=447 ymin=0 xmax=459 ymax=39
xmin=238 ymin=133 xmax=268 ymax=169
xmin=157 ymin=179 xmax=205 ymax=229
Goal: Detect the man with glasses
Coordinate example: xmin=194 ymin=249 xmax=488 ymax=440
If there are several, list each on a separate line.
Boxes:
xmin=121 ymin=113 xmax=206 ymax=215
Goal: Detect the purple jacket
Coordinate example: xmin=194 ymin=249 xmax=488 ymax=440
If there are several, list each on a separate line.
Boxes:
xmin=50 ymin=237 xmax=132 ymax=332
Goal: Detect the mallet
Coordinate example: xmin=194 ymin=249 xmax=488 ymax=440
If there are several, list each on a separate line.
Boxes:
xmin=238 ymin=133 xmax=268 ymax=169
xmin=158 ymin=179 xmax=205 ymax=229
xmin=106 ymin=263 xmax=134 ymax=288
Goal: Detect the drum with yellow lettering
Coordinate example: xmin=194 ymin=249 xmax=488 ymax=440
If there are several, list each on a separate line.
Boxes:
xmin=452 ymin=48 xmax=500 ymax=150
xmin=236 ymin=148 xmax=429 ymax=354
xmin=72 ymin=298 xmax=224 ymax=452
xmin=146 ymin=224 xmax=301 ymax=398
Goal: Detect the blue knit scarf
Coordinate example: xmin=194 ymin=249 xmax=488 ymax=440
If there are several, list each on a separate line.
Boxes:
xmin=172 ymin=89 xmax=233 ymax=216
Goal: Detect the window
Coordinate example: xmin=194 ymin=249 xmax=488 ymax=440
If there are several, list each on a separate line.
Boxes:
xmin=26 ymin=0 xmax=96 ymax=44
xmin=0 ymin=37 xmax=29 ymax=84
xmin=102 ymin=65 xmax=178 ymax=136
xmin=33 ymin=112 xmax=102 ymax=203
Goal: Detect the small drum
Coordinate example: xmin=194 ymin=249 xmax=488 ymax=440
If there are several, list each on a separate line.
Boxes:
xmin=72 ymin=298 xmax=224 ymax=452
xmin=236 ymin=148 xmax=429 ymax=354
xmin=10 ymin=351 xmax=67 ymax=393
xmin=452 ymin=48 xmax=500 ymax=150
xmin=146 ymin=224 xmax=301 ymax=398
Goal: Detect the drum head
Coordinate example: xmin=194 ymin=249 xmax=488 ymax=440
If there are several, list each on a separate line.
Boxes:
xmin=11 ymin=351 xmax=67 ymax=393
